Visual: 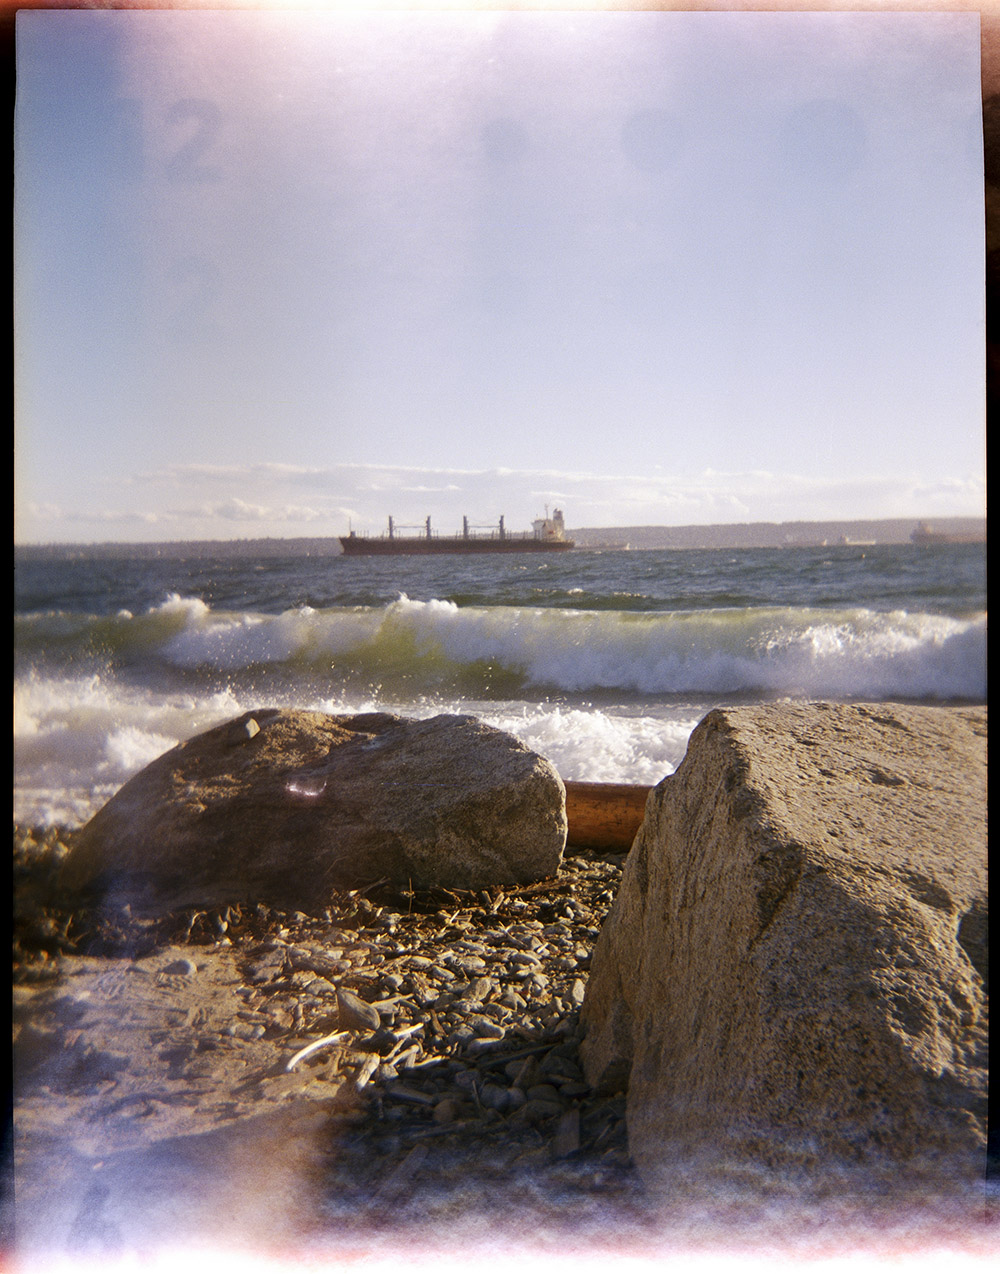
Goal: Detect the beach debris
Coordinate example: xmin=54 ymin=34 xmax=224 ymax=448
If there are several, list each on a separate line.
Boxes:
xmin=285 ymin=1031 xmax=349 ymax=1072
xmin=14 ymin=825 xmax=638 ymax=1240
xmin=353 ymin=1054 xmax=381 ymax=1091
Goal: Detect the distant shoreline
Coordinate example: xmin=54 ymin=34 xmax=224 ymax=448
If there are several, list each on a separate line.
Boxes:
xmin=14 ymin=517 xmax=986 ymax=561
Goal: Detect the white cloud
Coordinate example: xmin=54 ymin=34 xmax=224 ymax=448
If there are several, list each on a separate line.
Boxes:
xmin=15 ymin=461 xmax=986 ymax=545
xmin=211 ymin=498 xmax=273 ymax=521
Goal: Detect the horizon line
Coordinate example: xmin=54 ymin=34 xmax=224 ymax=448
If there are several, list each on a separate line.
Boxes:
xmin=14 ymin=514 xmax=986 ymax=551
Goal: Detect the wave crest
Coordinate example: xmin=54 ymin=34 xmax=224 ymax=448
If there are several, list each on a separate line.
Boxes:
xmin=15 ymin=596 xmax=987 ymax=701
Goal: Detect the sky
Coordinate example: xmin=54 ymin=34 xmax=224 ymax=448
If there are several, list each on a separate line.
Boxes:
xmin=14 ymin=5 xmax=987 ymax=543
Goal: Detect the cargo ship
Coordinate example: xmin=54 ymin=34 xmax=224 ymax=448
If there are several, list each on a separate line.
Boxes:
xmin=339 ymin=509 xmax=575 ymax=556
xmin=910 ymin=521 xmax=986 ymax=546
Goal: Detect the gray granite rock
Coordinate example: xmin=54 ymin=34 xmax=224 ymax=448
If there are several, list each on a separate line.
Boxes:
xmin=60 ymin=709 xmax=566 ymax=910
xmin=581 ymin=702 xmax=988 ymax=1190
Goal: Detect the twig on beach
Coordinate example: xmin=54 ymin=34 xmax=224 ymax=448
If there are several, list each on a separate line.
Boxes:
xmin=383 ymin=1024 xmax=425 ymax=1066
xmin=285 ymin=1030 xmax=349 ymax=1072
xmin=501 ymin=877 xmax=562 ymax=899
xmin=390 ymin=1044 xmax=421 ymax=1071
xmin=353 ymin=1053 xmax=381 ymax=1091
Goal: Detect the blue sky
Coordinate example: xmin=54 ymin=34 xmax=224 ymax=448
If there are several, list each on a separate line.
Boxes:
xmin=14 ymin=6 xmax=985 ymax=543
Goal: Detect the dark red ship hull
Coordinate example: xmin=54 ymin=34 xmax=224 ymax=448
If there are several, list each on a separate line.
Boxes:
xmin=339 ymin=534 xmax=574 ymax=556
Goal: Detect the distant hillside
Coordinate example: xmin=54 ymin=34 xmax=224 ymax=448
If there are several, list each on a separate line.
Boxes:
xmin=15 ymin=517 xmax=985 ymax=561
xmin=570 ymin=518 xmax=986 ymax=550
xmin=14 ymin=536 xmax=346 ymax=562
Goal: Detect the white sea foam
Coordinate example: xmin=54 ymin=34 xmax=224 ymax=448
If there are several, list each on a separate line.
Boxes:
xmin=13 ymin=673 xmax=244 ymax=827
xmin=13 ymin=591 xmax=986 ymax=827
xmin=473 ymin=702 xmax=696 ymax=787
xmin=157 ymin=599 xmax=384 ymax=669
xmin=12 ymin=670 xmax=696 ymax=827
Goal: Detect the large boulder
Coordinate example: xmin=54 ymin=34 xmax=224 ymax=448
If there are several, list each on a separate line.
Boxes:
xmin=581 ymin=702 xmax=987 ymax=1191
xmin=61 ymin=710 xmax=566 ymax=910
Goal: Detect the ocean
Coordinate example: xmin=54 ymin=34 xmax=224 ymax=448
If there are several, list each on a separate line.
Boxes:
xmin=13 ymin=541 xmax=986 ymax=830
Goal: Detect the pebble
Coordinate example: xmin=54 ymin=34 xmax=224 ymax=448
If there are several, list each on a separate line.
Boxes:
xmin=433 ymin=1097 xmax=464 ymax=1124
xmin=246 ymin=950 xmax=287 ymax=984
xmin=551 ymin=1108 xmax=581 ymax=1158
xmin=467 ymin=1016 xmax=505 ymax=1039
xmin=478 ymin=1082 xmax=509 ymax=1112
xmin=303 ymin=977 xmax=337 ymax=995
xmin=337 ymin=988 xmax=381 ymax=1033
xmin=220 ymin=1022 xmax=265 ymax=1040
xmin=385 ymin=1083 xmax=437 ymax=1106
xmin=504 ymin=1058 xmax=534 ymax=1084
xmin=524 ymin=1098 xmax=565 ymax=1122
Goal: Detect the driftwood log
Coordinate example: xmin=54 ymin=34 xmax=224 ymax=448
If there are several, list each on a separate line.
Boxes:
xmin=564 ymin=781 xmax=651 ymax=851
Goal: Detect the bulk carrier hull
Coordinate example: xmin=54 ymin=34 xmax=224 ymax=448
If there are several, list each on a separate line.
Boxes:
xmin=339 ymin=510 xmax=574 ymax=556
xmin=339 ymin=535 xmax=574 ymax=556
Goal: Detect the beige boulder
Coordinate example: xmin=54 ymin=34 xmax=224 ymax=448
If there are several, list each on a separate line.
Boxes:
xmin=581 ymin=702 xmax=987 ymax=1190
xmin=61 ymin=710 xmax=566 ymax=910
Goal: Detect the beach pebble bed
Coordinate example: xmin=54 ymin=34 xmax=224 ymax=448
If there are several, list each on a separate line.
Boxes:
xmin=12 ymin=825 xmax=653 ymax=1247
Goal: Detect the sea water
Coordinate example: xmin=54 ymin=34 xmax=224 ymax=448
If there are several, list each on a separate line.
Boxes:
xmin=13 ymin=542 xmax=986 ymax=828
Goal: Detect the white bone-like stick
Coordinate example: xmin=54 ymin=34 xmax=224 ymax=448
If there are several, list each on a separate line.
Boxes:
xmin=285 ymin=1031 xmax=349 ymax=1072
xmin=384 ymin=1024 xmax=425 ymax=1064
xmin=390 ymin=1044 xmax=421 ymax=1071
xmin=353 ymin=1053 xmax=381 ymax=1091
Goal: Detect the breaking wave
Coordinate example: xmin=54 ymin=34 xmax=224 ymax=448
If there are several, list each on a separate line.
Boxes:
xmin=14 ymin=592 xmax=985 ymax=826
xmin=15 ymin=593 xmax=987 ymax=702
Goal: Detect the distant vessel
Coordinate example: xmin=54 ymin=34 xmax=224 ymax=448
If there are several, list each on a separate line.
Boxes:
xmin=910 ymin=521 xmax=985 ymax=546
xmin=339 ymin=509 xmax=575 ymax=556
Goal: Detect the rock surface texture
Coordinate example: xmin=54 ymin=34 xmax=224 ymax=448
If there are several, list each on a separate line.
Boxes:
xmin=580 ymin=702 xmax=988 ymax=1191
xmin=60 ymin=710 xmax=566 ymax=909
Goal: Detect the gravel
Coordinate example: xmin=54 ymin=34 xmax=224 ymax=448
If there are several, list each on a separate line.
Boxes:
xmin=13 ymin=825 xmax=653 ymax=1246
